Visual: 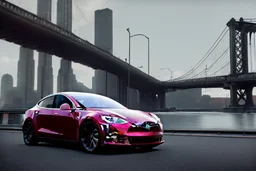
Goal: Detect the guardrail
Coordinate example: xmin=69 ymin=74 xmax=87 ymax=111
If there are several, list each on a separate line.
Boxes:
xmin=1 ymin=112 xmax=256 ymax=135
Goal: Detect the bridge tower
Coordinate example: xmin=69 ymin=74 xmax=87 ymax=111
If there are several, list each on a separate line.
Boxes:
xmin=227 ymin=18 xmax=254 ymax=109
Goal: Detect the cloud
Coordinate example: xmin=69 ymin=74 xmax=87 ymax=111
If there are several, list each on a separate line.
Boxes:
xmin=73 ymin=0 xmax=109 ymax=25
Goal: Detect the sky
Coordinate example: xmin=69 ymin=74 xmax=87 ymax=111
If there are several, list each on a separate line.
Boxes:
xmin=0 ymin=0 xmax=256 ymax=97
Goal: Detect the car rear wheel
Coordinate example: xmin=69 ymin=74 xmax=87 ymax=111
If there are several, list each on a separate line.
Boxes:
xmin=22 ymin=121 xmax=38 ymax=146
xmin=80 ymin=121 xmax=101 ymax=153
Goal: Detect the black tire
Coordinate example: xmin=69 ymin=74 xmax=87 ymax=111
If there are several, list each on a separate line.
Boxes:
xmin=79 ymin=121 xmax=101 ymax=153
xmin=22 ymin=121 xmax=38 ymax=146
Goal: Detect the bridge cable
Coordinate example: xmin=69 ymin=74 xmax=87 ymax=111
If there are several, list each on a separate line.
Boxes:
xmin=174 ymin=27 xmax=228 ymax=79
xmin=190 ymin=47 xmax=229 ymax=79
xmin=174 ymin=26 xmax=228 ymax=80
xmin=209 ymin=62 xmax=230 ymax=77
xmin=176 ymin=42 xmax=229 ymax=80
xmin=203 ymin=47 xmax=229 ymax=72
xmin=183 ymin=28 xmax=229 ymax=78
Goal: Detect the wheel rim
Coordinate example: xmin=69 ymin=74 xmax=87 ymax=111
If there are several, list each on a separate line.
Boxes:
xmin=23 ymin=122 xmax=33 ymax=144
xmin=80 ymin=123 xmax=100 ymax=152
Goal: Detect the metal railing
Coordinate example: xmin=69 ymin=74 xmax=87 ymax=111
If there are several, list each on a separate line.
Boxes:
xmin=164 ymin=72 xmax=256 ymax=87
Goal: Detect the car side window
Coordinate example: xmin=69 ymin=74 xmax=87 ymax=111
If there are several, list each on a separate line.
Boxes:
xmin=53 ymin=95 xmax=73 ymax=109
xmin=38 ymin=96 xmax=55 ymax=108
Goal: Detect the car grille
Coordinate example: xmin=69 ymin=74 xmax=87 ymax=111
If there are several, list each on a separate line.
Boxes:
xmin=128 ymin=122 xmax=161 ymax=132
xmin=128 ymin=136 xmax=162 ymax=144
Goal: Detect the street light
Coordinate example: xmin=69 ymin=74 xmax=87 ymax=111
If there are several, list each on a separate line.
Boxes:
xmin=127 ymin=28 xmax=150 ymax=75
xmin=127 ymin=28 xmax=150 ymax=108
xmin=127 ymin=28 xmax=131 ymax=108
xmin=161 ymin=68 xmax=173 ymax=81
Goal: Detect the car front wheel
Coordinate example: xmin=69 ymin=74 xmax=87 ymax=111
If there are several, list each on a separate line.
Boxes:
xmin=80 ymin=121 xmax=101 ymax=153
xmin=22 ymin=121 xmax=38 ymax=146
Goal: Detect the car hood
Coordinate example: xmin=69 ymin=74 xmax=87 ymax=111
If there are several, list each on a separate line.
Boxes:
xmin=97 ymin=108 xmax=157 ymax=124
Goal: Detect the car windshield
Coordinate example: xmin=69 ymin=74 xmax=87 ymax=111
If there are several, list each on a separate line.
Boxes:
xmin=68 ymin=93 xmax=126 ymax=109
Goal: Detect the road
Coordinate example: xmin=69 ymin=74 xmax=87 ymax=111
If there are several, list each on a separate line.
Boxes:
xmin=0 ymin=131 xmax=256 ymax=171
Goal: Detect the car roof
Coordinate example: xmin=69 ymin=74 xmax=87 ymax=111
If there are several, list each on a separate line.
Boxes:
xmin=63 ymin=92 xmax=106 ymax=98
xmin=43 ymin=92 xmax=107 ymax=99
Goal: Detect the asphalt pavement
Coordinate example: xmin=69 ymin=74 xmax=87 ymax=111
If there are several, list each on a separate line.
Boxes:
xmin=0 ymin=131 xmax=256 ymax=171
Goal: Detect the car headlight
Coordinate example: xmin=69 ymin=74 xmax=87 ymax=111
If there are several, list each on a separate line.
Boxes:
xmin=101 ymin=115 xmax=128 ymax=124
xmin=150 ymin=113 xmax=161 ymax=123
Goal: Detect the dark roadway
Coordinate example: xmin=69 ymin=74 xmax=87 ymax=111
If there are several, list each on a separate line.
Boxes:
xmin=0 ymin=131 xmax=256 ymax=171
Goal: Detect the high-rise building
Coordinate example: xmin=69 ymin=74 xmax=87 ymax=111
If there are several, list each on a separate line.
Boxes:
xmin=95 ymin=8 xmax=113 ymax=53
xmin=1 ymin=74 xmax=13 ymax=99
xmin=37 ymin=0 xmax=53 ymax=98
xmin=94 ymin=8 xmax=119 ymax=101
xmin=17 ymin=47 xmax=35 ymax=104
xmin=57 ymin=0 xmax=74 ymax=92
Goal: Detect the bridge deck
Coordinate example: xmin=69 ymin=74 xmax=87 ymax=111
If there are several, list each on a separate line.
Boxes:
xmin=0 ymin=1 xmax=161 ymax=90
xmin=1 ymin=1 xmax=256 ymax=91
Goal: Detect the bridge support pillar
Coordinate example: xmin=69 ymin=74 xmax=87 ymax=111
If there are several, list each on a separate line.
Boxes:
xmin=158 ymin=91 xmax=166 ymax=109
xmin=118 ymin=78 xmax=127 ymax=107
xmin=225 ymin=18 xmax=255 ymax=112
xmin=150 ymin=92 xmax=158 ymax=111
xmin=139 ymin=91 xmax=158 ymax=111
xmin=139 ymin=91 xmax=148 ymax=111
xmin=229 ymin=85 xmax=254 ymax=107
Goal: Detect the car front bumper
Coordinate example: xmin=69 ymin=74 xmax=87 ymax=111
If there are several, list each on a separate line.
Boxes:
xmin=100 ymin=122 xmax=164 ymax=146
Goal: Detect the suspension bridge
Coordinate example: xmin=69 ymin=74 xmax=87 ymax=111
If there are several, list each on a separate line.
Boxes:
xmin=161 ymin=18 xmax=256 ymax=111
xmin=0 ymin=0 xmax=256 ymax=112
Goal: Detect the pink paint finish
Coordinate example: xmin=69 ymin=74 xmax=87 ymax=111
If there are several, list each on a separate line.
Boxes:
xmin=22 ymin=92 xmax=164 ymax=150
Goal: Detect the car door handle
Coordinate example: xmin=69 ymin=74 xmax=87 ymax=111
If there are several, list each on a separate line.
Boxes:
xmin=54 ymin=113 xmax=58 ymax=115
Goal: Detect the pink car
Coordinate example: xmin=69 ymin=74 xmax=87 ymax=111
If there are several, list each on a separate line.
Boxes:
xmin=22 ymin=92 xmax=164 ymax=153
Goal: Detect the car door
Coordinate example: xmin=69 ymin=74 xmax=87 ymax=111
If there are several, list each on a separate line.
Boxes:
xmin=52 ymin=94 xmax=79 ymax=141
xmin=36 ymin=95 xmax=56 ymax=139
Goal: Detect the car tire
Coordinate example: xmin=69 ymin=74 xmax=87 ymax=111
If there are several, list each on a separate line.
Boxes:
xmin=22 ymin=121 xmax=38 ymax=146
xmin=79 ymin=120 xmax=101 ymax=153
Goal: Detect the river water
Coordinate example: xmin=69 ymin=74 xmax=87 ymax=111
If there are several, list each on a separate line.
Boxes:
xmin=154 ymin=112 xmax=256 ymax=131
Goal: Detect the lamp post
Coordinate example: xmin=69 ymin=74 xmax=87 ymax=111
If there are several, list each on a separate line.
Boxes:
xmin=127 ymin=28 xmax=150 ymax=107
xmin=127 ymin=28 xmax=131 ymax=108
xmin=161 ymin=68 xmax=173 ymax=81
xmin=130 ymin=34 xmax=150 ymax=75
xmin=127 ymin=28 xmax=150 ymax=75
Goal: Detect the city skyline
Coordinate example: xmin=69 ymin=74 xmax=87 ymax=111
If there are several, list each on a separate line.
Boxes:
xmin=0 ymin=0 xmax=91 ymax=108
xmin=0 ymin=0 xmax=256 ymax=98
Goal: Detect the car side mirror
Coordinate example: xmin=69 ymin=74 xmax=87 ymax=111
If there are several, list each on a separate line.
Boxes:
xmin=60 ymin=103 xmax=71 ymax=110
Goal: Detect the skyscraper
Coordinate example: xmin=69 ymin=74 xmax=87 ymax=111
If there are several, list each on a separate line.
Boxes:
xmin=1 ymin=74 xmax=13 ymax=99
xmin=37 ymin=0 xmax=53 ymax=98
xmin=95 ymin=8 xmax=113 ymax=53
xmin=57 ymin=0 xmax=74 ymax=92
xmin=17 ymin=47 xmax=35 ymax=104
xmin=94 ymin=8 xmax=119 ymax=101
